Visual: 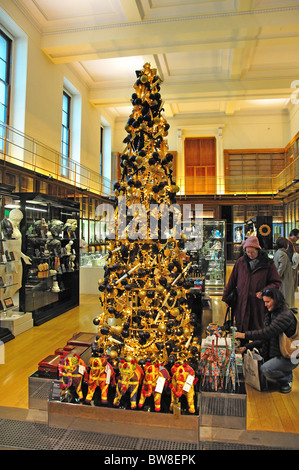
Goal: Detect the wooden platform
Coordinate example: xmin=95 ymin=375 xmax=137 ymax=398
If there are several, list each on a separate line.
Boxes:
xmin=0 ymin=294 xmax=298 ymax=434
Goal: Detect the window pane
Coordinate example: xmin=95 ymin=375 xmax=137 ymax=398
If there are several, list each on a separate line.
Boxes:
xmin=0 ymin=102 xmax=6 ymax=122
xmin=0 ymin=59 xmax=6 ymax=82
xmin=0 ymin=81 xmax=7 ymax=104
xmin=0 ymin=36 xmax=7 ymax=61
xmin=62 ymin=109 xmax=68 ymax=127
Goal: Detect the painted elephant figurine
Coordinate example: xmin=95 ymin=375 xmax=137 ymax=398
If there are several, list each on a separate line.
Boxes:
xmin=113 ymin=359 xmax=144 ymax=409
xmin=169 ymin=363 xmax=196 ymax=414
xmin=138 ymin=362 xmax=170 ymax=412
xmin=59 ymin=354 xmax=86 ymax=402
xmin=85 ymin=355 xmax=116 ymax=405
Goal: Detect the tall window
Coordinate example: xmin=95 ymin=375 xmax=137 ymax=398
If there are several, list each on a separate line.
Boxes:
xmin=99 ymin=125 xmax=104 ymax=177
xmin=0 ymin=30 xmax=12 ymax=150
xmin=61 ymin=91 xmax=71 ymax=176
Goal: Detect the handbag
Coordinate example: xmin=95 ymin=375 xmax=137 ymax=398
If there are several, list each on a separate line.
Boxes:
xmin=279 ymin=311 xmax=299 ymax=359
xmin=291 ymin=251 xmax=299 ymax=270
xmin=222 ymin=306 xmax=234 ymax=333
xmin=243 ymin=349 xmax=267 ymax=391
xmin=225 ymin=287 xmax=238 ymax=309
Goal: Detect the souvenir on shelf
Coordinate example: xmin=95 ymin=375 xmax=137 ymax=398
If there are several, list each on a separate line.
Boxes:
xmin=138 ymin=362 xmax=170 ymax=412
xmin=17 ymin=193 xmax=80 ymax=325
xmin=85 ymin=355 xmax=116 ymax=405
xmin=59 ymin=354 xmax=87 ymax=403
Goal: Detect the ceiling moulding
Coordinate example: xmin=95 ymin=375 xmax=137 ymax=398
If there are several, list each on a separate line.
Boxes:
xmin=37 ymin=4 xmax=299 ymax=35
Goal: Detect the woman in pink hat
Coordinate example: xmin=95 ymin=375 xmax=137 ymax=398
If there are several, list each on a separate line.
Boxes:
xmin=222 ymin=235 xmax=281 ymax=333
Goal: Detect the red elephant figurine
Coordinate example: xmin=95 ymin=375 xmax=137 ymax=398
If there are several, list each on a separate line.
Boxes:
xmin=138 ymin=362 xmax=169 ymax=412
xmin=169 ymin=363 xmax=196 ymax=414
xmin=113 ymin=359 xmax=144 ymax=409
xmin=85 ymin=355 xmax=116 ymax=405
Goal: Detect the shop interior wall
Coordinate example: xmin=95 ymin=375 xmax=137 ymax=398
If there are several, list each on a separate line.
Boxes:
xmin=113 ymin=111 xmax=293 ymax=187
xmin=0 ymin=2 xmax=108 ymax=181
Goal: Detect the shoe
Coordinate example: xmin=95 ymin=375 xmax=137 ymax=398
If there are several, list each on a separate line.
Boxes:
xmin=279 ymin=382 xmax=292 ymax=394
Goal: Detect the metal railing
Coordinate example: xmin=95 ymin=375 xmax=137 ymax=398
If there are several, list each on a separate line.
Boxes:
xmin=0 ymin=122 xmax=112 ymax=197
xmin=1 ymin=121 xmax=299 ymax=197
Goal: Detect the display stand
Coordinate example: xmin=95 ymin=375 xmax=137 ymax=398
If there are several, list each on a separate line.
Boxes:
xmin=0 ymin=184 xmax=26 ymax=342
xmin=17 ymin=193 xmax=80 ymax=326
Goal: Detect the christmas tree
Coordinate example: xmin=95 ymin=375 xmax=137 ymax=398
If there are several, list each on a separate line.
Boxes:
xmin=93 ymin=63 xmax=200 ymax=371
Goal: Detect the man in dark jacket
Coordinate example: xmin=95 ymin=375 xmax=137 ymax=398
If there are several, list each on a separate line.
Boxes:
xmin=236 ymin=287 xmax=298 ymax=393
xmin=222 ymin=236 xmax=281 ymax=332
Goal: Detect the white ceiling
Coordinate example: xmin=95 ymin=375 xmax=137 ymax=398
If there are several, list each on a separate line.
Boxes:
xmin=10 ymin=0 xmax=299 ymax=121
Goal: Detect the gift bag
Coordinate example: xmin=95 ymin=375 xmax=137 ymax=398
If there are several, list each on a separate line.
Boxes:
xmin=243 ymin=349 xmax=267 ymax=391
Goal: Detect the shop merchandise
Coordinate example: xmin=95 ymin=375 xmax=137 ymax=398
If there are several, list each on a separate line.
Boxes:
xmin=138 ymin=362 xmax=170 ymax=412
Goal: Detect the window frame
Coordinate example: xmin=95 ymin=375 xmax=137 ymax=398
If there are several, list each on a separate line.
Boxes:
xmin=61 ymin=90 xmax=71 ymax=177
xmin=0 ymin=29 xmax=12 ymax=128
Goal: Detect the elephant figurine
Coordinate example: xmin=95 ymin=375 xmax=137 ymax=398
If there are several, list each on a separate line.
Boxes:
xmin=113 ymin=359 xmax=144 ymax=409
xmin=59 ymin=354 xmax=86 ymax=402
xmin=138 ymin=362 xmax=170 ymax=412
xmin=85 ymin=355 xmax=116 ymax=405
xmin=169 ymin=363 xmax=196 ymax=414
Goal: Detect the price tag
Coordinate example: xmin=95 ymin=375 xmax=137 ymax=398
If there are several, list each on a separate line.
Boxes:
xmin=155 ymin=376 xmax=166 ymax=394
xmin=183 ymin=374 xmax=194 ymax=392
xmin=78 ymin=364 xmax=85 ymax=375
xmin=105 ymin=364 xmax=111 ymax=384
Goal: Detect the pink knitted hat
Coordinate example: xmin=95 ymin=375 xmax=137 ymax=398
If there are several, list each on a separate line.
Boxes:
xmin=242 ymin=235 xmax=261 ymax=250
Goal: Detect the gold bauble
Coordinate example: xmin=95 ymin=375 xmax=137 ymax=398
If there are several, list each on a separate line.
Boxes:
xmin=158 ymin=323 xmax=166 ymax=333
xmin=170 ymin=308 xmax=180 ymax=317
xmin=109 ymin=350 xmax=118 ymax=359
xmin=156 ymin=285 xmax=165 ymax=294
xmin=139 ymin=290 xmax=147 ymax=298
xmin=140 ymin=74 xmax=148 ymax=83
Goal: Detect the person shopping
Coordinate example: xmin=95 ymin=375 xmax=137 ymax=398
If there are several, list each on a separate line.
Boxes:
xmin=235 ymin=287 xmax=298 ymax=393
xmin=273 ymin=236 xmax=295 ymax=308
xmin=222 ymin=236 xmax=281 ymax=332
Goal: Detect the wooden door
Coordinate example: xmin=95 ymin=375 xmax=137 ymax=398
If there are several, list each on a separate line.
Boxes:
xmin=184 ymin=137 xmax=216 ymax=194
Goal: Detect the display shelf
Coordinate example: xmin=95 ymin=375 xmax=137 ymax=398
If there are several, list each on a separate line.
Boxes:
xmin=0 ymin=183 xmax=24 ymax=342
xmin=197 ymin=220 xmax=226 ymax=294
xmin=17 ymin=193 xmax=80 ymax=326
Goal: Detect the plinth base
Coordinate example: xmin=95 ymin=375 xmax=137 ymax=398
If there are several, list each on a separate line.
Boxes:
xmin=48 ymin=396 xmax=200 ymax=444
xmin=0 ymin=312 xmax=33 ymax=336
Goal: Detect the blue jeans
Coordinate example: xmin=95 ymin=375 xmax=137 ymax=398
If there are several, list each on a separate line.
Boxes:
xmin=260 ymin=356 xmax=298 ymax=385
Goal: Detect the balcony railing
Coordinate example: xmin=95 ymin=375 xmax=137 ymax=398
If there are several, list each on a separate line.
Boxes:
xmin=0 ymin=122 xmax=112 ymax=197
xmin=1 ymin=121 xmax=299 ymax=198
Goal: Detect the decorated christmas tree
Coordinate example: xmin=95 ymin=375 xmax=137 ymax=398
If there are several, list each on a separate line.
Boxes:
xmin=93 ymin=63 xmax=200 ymax=373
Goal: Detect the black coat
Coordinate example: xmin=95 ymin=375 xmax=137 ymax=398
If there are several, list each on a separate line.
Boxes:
xmin=222 ymin=251 xmax=281 ymax=332
xmin=244 ymin=307 xmax=297 ymax=360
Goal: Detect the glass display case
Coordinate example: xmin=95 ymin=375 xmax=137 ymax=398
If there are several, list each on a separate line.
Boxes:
xmin=17 ymin=193 xmax=80 ymax=326
xmin=197 ymin=220 xmax=226 ymax=293
xmin=0 ymin=183 xmax=19 ymax=342
xmin=80 ymin=251 xmax=108 ymax=267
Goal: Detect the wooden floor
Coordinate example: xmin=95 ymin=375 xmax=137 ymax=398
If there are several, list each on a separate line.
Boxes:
xmin=0 ymin=293 xmax=298 ymax=434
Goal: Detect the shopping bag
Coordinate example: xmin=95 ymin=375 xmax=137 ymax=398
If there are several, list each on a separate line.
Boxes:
xmin=279 ymin=310 xmax=299 ymax=359
xmin=243 ymin=349 xmax=267 ymax=392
